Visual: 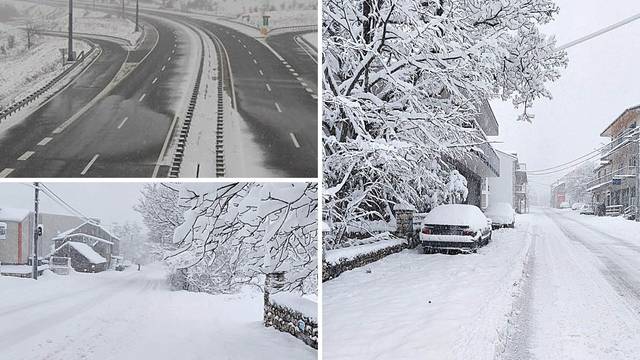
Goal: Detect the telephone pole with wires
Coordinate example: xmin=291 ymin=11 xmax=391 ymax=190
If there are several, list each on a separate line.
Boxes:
xmin=32 ymin=182 xmax=40 ymax=280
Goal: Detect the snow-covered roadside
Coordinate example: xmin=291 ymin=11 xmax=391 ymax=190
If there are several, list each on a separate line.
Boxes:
xmin=0 ymin=264 xmax=316 ymax=360
xmin=323 ymin=218 xmax=533 ymax=359
xmin=301 ymin=32 xmax=317 ymax=50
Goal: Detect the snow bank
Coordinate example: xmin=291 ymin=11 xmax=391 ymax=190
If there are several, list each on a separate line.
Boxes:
xmin=301 ymin=32 xmax=317 ymax=50
xmin=324 ymin=220 xmax=534 ymax=359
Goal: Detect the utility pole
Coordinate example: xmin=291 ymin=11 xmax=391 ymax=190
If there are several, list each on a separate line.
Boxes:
xmin=67 ymin=0 xmax=74 ymax=61
xmin=32 ymin=182 xmax=40 ymax=280
xmin=636 ymin=130 xmax=640 ymax=221
xmin=135 ymin=0 xmax=139 ymax=32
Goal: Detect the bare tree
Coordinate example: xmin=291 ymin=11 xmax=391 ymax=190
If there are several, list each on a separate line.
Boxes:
xmin=24 ymin=20 xmax=42 ymax=50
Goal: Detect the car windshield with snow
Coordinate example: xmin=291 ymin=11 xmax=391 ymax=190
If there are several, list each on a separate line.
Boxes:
xmin=484 ymin=202 xmax=516 ymax=228
xmin=420 ymin=204 xmax=492 ymax=254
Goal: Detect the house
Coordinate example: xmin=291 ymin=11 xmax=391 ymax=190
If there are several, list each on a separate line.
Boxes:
xmin=49 ymin=241 xmax=108 ymax=273
xmin=587 ymin=105 xmax=640 ymax=216
xmin=550 ymin=181 xmax=567 ymax=208
xmin=0 ymin=208 xmax=31 ymax=265
xmin=50 ymin=221 xmax=120 ymax=271
xmin=488 ymin=150 xmax=517 ymax=208
xmin=514 ymin=162 xmax=528 ymax=214
xmin=452 ymin=100 xmax=501 ymax=210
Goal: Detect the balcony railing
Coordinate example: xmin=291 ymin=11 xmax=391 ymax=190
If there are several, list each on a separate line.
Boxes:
xmin=600 ymin=127 xmax=639 ymax=160
xmin=587 ymin=166 xmax=637 ymax=191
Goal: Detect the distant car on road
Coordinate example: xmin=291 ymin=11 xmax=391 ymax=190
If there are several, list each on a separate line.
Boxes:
xmin=579 ymin=204 xmax=595 ymax=215
xmin=420 ymin=204 xmax=492 ymax=254
xmin=571 ymin=202 xmax=585 ymax=211
xmin=484 ymin=202 xmax=515 ymax=228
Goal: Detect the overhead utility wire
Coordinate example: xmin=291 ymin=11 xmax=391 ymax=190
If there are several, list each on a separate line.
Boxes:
xmin=557 ymin=11 xmax=640 ymax=50
xmin=28 ymin=183 xmax=100 ymax=226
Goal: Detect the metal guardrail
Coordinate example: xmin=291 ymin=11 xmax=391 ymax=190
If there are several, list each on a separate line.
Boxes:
xmin=587 ymin=166 xmax=637 ymax=190
xmin=600 ymin=127 xmax=638 ymax=159
xmin=268 ymin=24 xmax=318 ymax=35
xmin=0 ymin=43 xmax=97 ymax=123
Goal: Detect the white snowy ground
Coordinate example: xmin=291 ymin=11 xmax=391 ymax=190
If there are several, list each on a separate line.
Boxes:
xmin=301 ymin=32 xmax=317 ymax=49
xmin=324 ymin=208 xmax=640 ymax=360
xmin=0 ymin=263 xmax=316 ymax=360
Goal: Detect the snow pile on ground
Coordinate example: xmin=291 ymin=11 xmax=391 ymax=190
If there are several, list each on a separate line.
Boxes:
xmin=324 ymin=234 xmax=405 ymax=265
xmin=0 ymin=264 xmax=48 ymax=274
xmin=0 ymin=34 xmax=89 ymax=108
xmin=0 ymin=263 xmax=316 ymax=360
xmin=324 ymin=218 xmax=533 ymax=359
xmin=271 ymin=292 xmax=317 ymax=322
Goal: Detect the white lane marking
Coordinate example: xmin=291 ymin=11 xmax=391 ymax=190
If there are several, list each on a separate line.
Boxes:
xmin=117 ymin=117 xmax=129 ymax=129
xmin=168 ymin=56 xmax=171 ymax=61
xmin=259 ymin=69 xmax=264 ymax=76
xmin=311 ymin=94 xmax=318 ymax=99
xmin=266 ymin=83 xmax=271 ymax=92
xmin=152 ymin=77 xmax=158 ymax=84
xmin=300 ymin=82 xmax=308 ymax=87
xmin=161 ymin=65 xmax=166 ymax=71
xmin=37 ymin=137 xmax=52 ymax=146
xmin=292 ymin=72 xmax=299 ymax=76
xmin=289 ymin=133 xmax=300 ymax=148
xmin=243 ymin=44 xmax=247 ymax=48
xmin=296 ymin=77 xmax=304 ymax=81
xmin=139 ymin=93 xmax=146 ymax=102
xmin=305 ymin=88 xmax=314 ymax=93
xmin=17 ymin=151 xmax=34 ymax=161
xmin=248 ymin=50 xmax=252 ymax=55
xmin=81 ymin=154 xmax=99 ymax=175
xmin=171 ymin=49 xmax=175 ymax=54
xmin=285 ymin=64 xmax=292 ymax=68
xmin=282 ymin=61 xmax=288 ymax=65
xmin=275 ymin=102 xmax=282 ymax=113
xmin=0 ymin=168 xmax=13 ymax=177
xmin=253 ymin=59 xmax=258 ymax=64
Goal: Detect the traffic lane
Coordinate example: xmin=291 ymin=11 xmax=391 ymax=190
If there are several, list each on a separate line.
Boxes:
xmin=9 ymin=14 xmax=190 ymax=177
xmin=193 ymin=19 xmax=317 ymax=176
xmin=0 ymin=38 xmax=127 ymax=174
xmin=266 ymin=31 xmax=317 ymax=89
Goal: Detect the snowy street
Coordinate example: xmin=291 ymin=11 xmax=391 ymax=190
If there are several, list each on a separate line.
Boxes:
xmin=0 ymin=264 xmax=316 ymax=360
xmin=324 ymin=208 xmax=640 ymax=360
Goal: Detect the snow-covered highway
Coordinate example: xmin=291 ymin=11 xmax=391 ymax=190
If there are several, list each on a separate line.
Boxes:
xmin=324 ymin=208 xmax=640 ymax=360
xmin=0 ymin=264 xmax=315 ymax=360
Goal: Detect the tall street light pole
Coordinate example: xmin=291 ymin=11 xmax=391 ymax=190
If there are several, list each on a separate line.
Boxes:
xmin=135 ymin=0 xmax=139 ymax=32
xmin=32 ymin=182 xmax=40 ymax=280
xmin=68 ymin=0 xmax=74 ymax=61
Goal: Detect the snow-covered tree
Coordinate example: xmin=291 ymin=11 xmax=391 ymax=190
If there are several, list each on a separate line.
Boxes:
xmin=134 ymin=183 xmax=184 ymax=251
xmin=111 ymin=221 xmax=147 ymax=264
xmin=323 ymin=0 xmax=567 ymax=246
xmin=166 ymin=182 xmax=318 ymax=294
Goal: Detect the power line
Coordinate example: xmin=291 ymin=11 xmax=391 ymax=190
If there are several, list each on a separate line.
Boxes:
xmin=40 ymin=184 xmax=99 ymax=225
xmin=558 ymin=11 xmax=640 ymax=51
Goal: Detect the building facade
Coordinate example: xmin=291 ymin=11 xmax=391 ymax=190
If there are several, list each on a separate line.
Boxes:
xmin=587 ymin=105 xmax=639 ymax=216
xmin=0 ymin=208 xmax=31 ymax=265
xmin=514 ymin=162 xmax=528 ymax=213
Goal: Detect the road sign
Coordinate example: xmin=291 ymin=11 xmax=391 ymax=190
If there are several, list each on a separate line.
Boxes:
xmin=612 ymin=178 xmax=622 ymax=185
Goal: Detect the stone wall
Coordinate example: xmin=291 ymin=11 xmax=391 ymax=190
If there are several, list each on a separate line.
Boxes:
xmin=264 ymin=298 xmax=318 ymax=349
xmin=322 ymin=241 xmax=408 ymax=282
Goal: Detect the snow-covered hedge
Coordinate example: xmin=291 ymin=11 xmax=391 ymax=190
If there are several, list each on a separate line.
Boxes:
xmin=265 ymin=292 xmax=318 ymax=349
xmin=323 ymin=237 xmax=407 ymax=282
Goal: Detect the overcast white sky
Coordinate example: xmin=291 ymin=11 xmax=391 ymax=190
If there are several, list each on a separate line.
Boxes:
xmin=0 ymin=182 xmax=145 ymax=227
xmin=491 ymin=0 xmax=640 ymax=203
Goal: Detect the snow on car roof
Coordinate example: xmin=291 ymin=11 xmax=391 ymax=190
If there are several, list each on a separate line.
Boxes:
xmin=424 ymin=204 xmax=487 ymax=230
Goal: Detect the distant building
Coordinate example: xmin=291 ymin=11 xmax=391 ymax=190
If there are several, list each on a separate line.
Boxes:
xmin=587 ymin=105 xmax=639 ymax=216
xmin=550 ymin=181 xmax=567 ymax=208
xmin=487 ymin=151 xmax=529 ymax=213
xmin=514 ymin=162 xmax=528 ymax=213
xmin=0 ymin=208 xmax=31 ymax=265
xmin=50 ymin=221 xmax=120 ymax=272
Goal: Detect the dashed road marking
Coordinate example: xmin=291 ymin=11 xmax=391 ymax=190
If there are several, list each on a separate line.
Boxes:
xmin=117 ymin=117 xmax=129 ymax=129
xmin=300 ymin=82 xmax=308 ymax=87
xmin=0 ymin=168 xmax=13 ymax=177
xmin=168 ymin=56 xmax=171 ymax=61
xmin=296 ymin=77 xmax=304 ymax=81
xmin=139 ymin=93 xmax=146 ymax=102
xmin=275 ymin=102 xmax=282 ymax=112
xmin=17 ymin=151 xmax=34 ymax=161
xmin=266 ymin=83 xmax=271 ymax=92
xmin=285 ymin=64 xmax=292 ymax=68
xmin=253 ymin=59 xmax=258 ymax=64
xmin=305 ymin=88 xmax=314 ymax=93
xmin=37 ymin=137 xmax=52 ymax=146
xmin=259 ymin=69 xmax=264 ymax=76
xmin=289 ymin=133 xmax=300 ymax=148
xmin=152 ymin=77 xmax=158 ymax=84
xmin=311 ymin=94 xmax=318 ymax=99
xmin=292 ymin=72 xmax=299 ymax=76
xmin=171 ymin=49 xmax=175 ymax=54
xmin=161 ymin=65 xmax=166 ymax=71
xmin=81 ymin=154 xmax=99 ymax=175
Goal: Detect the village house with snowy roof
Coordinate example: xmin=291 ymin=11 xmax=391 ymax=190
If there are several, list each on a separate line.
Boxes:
xmin=49 ymin=221 xmax=121 ymax=273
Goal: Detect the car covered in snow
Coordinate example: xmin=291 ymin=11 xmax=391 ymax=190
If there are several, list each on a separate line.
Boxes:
xmin=484 ymin=202 xmax=515 ymax=228
xmin=420 ymin=204 xmax=492 ymax=254
xmin=579 ymin=204 xmax=595 ymax=215
xmin=559 ymin=201 xmax=570 ymax=209
xmin=571 ymin=202 xmax=586 ymax=211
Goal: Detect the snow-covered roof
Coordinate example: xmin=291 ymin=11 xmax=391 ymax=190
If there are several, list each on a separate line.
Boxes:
xmin=0 ymin=207 xmax=31 ymax=222
xmin=52 ymin=221 xmax=119 ymax=242
xmin=600 ymin=105 xmax=640 ymax=137
xmin=64 ymin=242 xmax=107 ymax=264
xmin=62 ymin=233 xmax=114 ymax=246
